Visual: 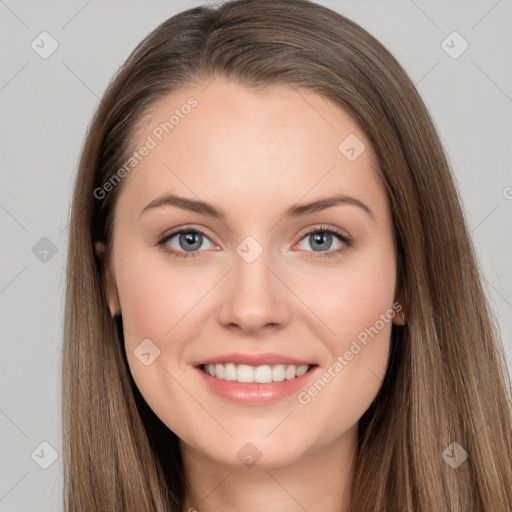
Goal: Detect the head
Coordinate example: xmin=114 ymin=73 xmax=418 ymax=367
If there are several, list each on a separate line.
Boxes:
xmin=62 ymin=1 xmax=512 ymax=511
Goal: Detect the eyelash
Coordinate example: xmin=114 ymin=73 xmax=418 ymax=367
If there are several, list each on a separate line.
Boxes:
xmin=156 ymin=224 xmax=353 ymax=260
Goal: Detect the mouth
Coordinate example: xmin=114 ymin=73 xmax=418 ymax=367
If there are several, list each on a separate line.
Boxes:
xmin=193 ymin=352 xmax=319 ymax=404
xmin=199 ymin=362 xmax=317 ymax=384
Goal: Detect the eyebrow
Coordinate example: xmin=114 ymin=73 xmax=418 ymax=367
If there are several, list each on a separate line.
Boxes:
xmin=139 ymin=192 xmax=374 ymax=221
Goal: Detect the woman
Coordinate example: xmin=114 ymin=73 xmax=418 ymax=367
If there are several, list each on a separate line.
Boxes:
xmin=62 ymin=0 xmax=512 ymax=510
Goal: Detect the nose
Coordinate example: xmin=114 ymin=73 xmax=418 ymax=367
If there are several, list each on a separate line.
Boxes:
xmin=217 ymin=248 xmax=293 ymax=336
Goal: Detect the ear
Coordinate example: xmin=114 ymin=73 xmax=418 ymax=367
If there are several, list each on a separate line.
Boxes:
xmin=95 ymin=241 xmax=121 ymax=317
xmin=392 ymin=290 xmax=407 ymax=326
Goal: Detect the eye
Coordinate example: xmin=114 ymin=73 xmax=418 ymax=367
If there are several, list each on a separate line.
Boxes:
xmin=295 ymin=224 xmax=352 ymax=259
xmin=157 ymin=224 xmax=353 ymax=260
xmin=157 ymin=227 xmax=217 ymax=259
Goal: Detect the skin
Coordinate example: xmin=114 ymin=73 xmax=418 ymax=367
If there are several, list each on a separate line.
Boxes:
xmin=96 ymin=76 xmax=405 ymax=512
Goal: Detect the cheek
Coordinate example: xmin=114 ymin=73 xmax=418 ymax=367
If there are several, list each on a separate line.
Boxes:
xmin=114 ymin=256 xmax=198 ymax=425
xmin=296 ymin=246 xmax=396 ymax=426
xmin=301 ymin=242 xmax=397 ymax=346
xmin=115 ymin=245 xmax=211 ymax=344
xmin=113 ymin=244 xmax=224 ymax=406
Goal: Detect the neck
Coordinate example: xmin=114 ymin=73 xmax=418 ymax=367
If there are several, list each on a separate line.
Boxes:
xmin=180 ymin=425 xmax=358 ymax=512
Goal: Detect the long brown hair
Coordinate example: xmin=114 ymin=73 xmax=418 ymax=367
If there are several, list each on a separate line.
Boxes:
xmin=62 ymin=0 xmax=512 ymax=510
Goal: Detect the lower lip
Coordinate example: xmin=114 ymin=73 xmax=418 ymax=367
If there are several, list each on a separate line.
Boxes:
xmin=195 ymin=365 xmax=319 ymax=405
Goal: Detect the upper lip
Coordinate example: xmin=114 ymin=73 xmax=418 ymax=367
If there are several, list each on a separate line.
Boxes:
xmin=194 ymin=352 xmax=315 ymax=367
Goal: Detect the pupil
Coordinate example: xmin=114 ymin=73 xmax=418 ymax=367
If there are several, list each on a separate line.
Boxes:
xmin=180 ymin=232 xmax=201 ymax=251
xmin=311 ymin=232 xmax=331 ymax=251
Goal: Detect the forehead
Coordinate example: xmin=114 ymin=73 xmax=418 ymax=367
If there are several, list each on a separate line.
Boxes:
xmin=115 ymin=77 xmax=385 ymax=224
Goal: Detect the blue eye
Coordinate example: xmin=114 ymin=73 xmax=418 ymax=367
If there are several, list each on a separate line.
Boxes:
xmin=158 ymin=228 xmax=216 ymax=259
xmin=294 ymin=225 xmax=352 ymax=259
xmin=157 ymin=224 xmax=352 ymax=260
xmin=299 ymin=231 xmax=342 ymax=252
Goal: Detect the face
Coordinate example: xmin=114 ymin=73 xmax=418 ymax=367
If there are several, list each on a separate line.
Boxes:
xmin=98 ymin=76 xmax=402 ymax=468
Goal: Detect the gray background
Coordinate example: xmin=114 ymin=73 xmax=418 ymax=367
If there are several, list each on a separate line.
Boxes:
xmin=1 ymin=0 xmax=511 ymax=510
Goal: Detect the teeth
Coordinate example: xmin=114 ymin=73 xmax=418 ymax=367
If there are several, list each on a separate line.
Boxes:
xmin=254 ymin=365 xmax=272 ymax=383
xmin=296 ymin=364 xmax=308 ymax=377
xmin=285 ymin=365 xmax=296 ymax=380
xmin=224 ymin=363 xmax=237 ymax=381
xmin=203 ymin=363 xmax=311 ymax=383
xmin=272 ymin=364 xmax=286 ymax=382
xmin=239 ymin=364 xmax=256 ymax=383
xmin=214 ymin=363 xmax=224 ymax=379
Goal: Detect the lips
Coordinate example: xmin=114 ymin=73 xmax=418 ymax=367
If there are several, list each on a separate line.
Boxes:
xmin=194 ymin=352 xmax=315 ymax=367
xmin=193 ymin=352 xmax=319 ymax=404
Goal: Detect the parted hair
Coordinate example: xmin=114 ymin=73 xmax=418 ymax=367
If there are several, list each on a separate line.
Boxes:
xmin=62 ymin=1 xmax=512 ymax=510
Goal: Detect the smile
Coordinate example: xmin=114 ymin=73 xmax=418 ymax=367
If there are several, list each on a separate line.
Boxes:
xmin=202 ymin=363 xmax=312 ymax=383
